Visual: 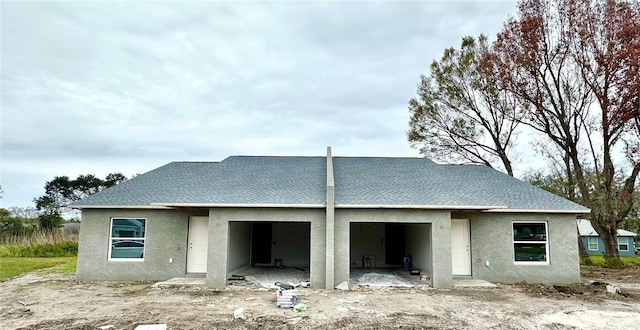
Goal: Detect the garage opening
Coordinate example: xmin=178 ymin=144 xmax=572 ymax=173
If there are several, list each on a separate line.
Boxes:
xmin=349 ymin=223 xmax=432 ymax=287
xmin=227 ymin=221 xmax=311 ymax=287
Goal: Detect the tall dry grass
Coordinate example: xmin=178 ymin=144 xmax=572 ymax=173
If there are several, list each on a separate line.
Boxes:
xmin=0 ymin=230 xmax=79 ymax=257
xmin=1 ymin=230 xmax=78 ymax=245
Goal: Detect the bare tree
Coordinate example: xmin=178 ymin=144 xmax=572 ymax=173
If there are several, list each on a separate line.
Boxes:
xmin=408 ymin=35 xmax=521 ymax=176
xmin=490 ymin=0 xmax=640 ymax=265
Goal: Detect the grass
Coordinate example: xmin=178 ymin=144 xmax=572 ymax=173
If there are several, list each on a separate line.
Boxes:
xmin=581 ymin=255 xmax=640 ymax=267
xmin=0 ymin=231 xmax=79 ymax=280
xmin=0 ymin=231 xmax=79 ymax=257
xmin=0 ymin=256 xmax=77 ymax=281
xmin=0 ymin=241 xmax=78 ymax=257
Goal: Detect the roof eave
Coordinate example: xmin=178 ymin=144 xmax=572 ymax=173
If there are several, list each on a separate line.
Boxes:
xmin=150 ymin=203 xmax=326 ymax=208
xmin=335 ymin=204 xmax=507 ymax=210
xmin=483 ymin=208 xmax=591 ymax=214
xmin=69 ymin=205 xmax=175 ymax=210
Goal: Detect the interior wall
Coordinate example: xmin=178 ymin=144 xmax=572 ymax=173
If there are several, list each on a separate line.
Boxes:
xmin=271 ymin=222 xmax=311 ymax=267
xmin=227 ymin=222 xmax=251 ymax=272
xmin=406 ymin=223 xmax=432 ymax=276
xmin=350 ymin=223 xmax=385 ymax=267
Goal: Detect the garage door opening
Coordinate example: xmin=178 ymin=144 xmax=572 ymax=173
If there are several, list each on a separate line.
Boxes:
xmin=349 ymin=222 xmax=432 ymax=286
xmin=227 ymin=222 xmax=311 ymax=285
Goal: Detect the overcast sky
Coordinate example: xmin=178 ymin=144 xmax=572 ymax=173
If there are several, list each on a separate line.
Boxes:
xmin=1 ymin=1 xmax=520 ymax=209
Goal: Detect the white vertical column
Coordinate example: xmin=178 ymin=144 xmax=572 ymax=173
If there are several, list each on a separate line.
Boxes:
xmin=325 ymin=146 xmax=335 ymax=290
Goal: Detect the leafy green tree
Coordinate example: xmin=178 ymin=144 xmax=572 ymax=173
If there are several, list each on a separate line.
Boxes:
xmin=38 ymin=213 xmax=64 ymax=232
xmin=620 ymin=191 xmax=640 ymax=236
xmin=523 ymin=170 xmax=594 ymax=263
xmin=0 ymin=208 xmax=35 ymax=237
xmin=6 ymin=206 xmax=39 ymax=220
xmin=34 ymin=173 xmax=127 ymax=226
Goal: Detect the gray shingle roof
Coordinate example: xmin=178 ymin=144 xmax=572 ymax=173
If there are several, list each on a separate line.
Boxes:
xmin=333 ymin=157 xmax=587 ymax=210
xmin=577 ymin=219 xmax=637 ymax=237
xmin=71 ymin=156 xmax=326 ymax=206
xmin=71 ymin=155 xmax=588 ymax=212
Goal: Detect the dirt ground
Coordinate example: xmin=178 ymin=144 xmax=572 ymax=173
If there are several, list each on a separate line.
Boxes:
xmin=1 ymin=267 xmax=640 ymax=330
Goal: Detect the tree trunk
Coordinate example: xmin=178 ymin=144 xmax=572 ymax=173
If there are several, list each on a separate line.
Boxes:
xmin=576 ymin=224 xmax=591 ymax=265
xmin=600 ymin=224 xmax=624 ymax=268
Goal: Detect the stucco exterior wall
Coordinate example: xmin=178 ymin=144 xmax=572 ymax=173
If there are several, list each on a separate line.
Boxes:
xmin=206 ymin=208 xmax=326 ymax=289
xmin=581 ymin=236 xmax=636 ymax=256
xmin=335 ymin=209 xmax=451 ymax=288
xmin=466 ymin=213 xmax=580 ymax=284
xmin=76 ymin=208 xmax=207 ymax=281
xmin=77 ymin=207 xmax=582 ymax=288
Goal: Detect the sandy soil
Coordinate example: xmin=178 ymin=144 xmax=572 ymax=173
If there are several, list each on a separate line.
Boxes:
xmin=1 ymin=268 xmax=640 ymax=330
xmin=580 ymin=266 xmax=640 ymax=283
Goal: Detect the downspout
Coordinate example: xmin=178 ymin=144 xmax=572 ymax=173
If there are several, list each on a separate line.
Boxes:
xmin=325 ymin=146 xmax=335 ymax=290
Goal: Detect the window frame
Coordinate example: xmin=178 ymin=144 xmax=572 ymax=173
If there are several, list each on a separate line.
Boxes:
xmin=108 ymin=218 xmax=147 ymax=262
xmin=512 ymin=221 xmax=549 ymax=265
xmin=618 ymin=237 xmax=629 ymax=252
xmin=587 ymin=237 xmax=599 ymax=251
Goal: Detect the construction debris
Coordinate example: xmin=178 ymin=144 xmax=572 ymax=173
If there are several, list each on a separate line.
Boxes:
xmin=294 ymin=302 xmax=307 ymax=312
xmin=134 ymin=324 xmax=167 ymax=330
xmin=228 ymin=274 xmax=245 ymax=281
xmin=233 ymin=307 xmax=246 ymax=320
xmin=17 ymin=300 xmax=35 ymax=307
xmin=275 ymin=282 xmax=294 ymax=290
xmin=276 ymin=287 xmax=298 ymax=308
xmin=606 ymin=284 xmax=621 ymax=294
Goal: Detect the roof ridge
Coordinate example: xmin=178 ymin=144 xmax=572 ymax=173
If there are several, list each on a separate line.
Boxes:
xmin=333 ymin=156 xmax=426 ymax=159
xmin=170 ymin=161 xmax=220 ymax=164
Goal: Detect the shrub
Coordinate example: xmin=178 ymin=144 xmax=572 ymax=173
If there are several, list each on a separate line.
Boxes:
xmin=581 ymin=255 xmax=640 ymax=268
xmin=604 ymin=257 xmax=626 ymax=269
xmin=580 ymin=256 xmax=593 ymax=266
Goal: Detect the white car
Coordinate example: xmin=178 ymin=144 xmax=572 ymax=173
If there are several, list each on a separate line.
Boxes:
xmin=111 ymin=241 xmax=144 ymax=258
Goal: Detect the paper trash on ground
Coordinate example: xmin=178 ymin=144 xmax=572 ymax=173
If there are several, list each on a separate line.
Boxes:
xmin=134 ymin=325 xmax=168 ymax=330
xmin=233 ymin=307 xmax=246 ymax=320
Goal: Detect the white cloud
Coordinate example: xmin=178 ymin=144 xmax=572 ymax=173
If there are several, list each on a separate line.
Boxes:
xmin=0 ymin=1 xmax=518 ymax=208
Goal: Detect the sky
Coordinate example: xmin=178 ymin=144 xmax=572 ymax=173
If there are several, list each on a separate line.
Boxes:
xmin=0 ymin=0 xmax=521 ymax=209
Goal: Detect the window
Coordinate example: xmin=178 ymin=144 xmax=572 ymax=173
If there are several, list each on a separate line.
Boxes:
xmin=618 ymin=237 xmax=629 ymax=251
xmin=109 ymin=218 xmax=146 ymax=260
xmin=513 ymin=222 xmax=548 ymax=263
xmin=587 ymin=237 xmax=599 ymax=251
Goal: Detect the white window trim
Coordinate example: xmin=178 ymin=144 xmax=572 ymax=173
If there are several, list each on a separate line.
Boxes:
xmin=618 ymin=237 xmax=629 ymax=251
xmin=587 ymin=237 xmax=599 ymax=251
xmin=512 ymin=221 xmax=549 ymax=265
xmin=108 ymin=217 xmax=147 ymax=262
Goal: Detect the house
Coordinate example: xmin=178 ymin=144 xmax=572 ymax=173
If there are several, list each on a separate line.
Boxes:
xmin=577 ymin=219 xmax=637 ymax=256
xmin=70 ymin=148 xmax=589 ymax=289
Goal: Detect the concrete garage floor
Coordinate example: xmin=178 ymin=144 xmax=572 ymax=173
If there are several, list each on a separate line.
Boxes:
xmin=229 ymin=265 xmax=311 ymax=289
xmin=350 ymin=268 xmax=429 ymax=289
xmin=153 ymin=268 xmax=496 ymax=289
